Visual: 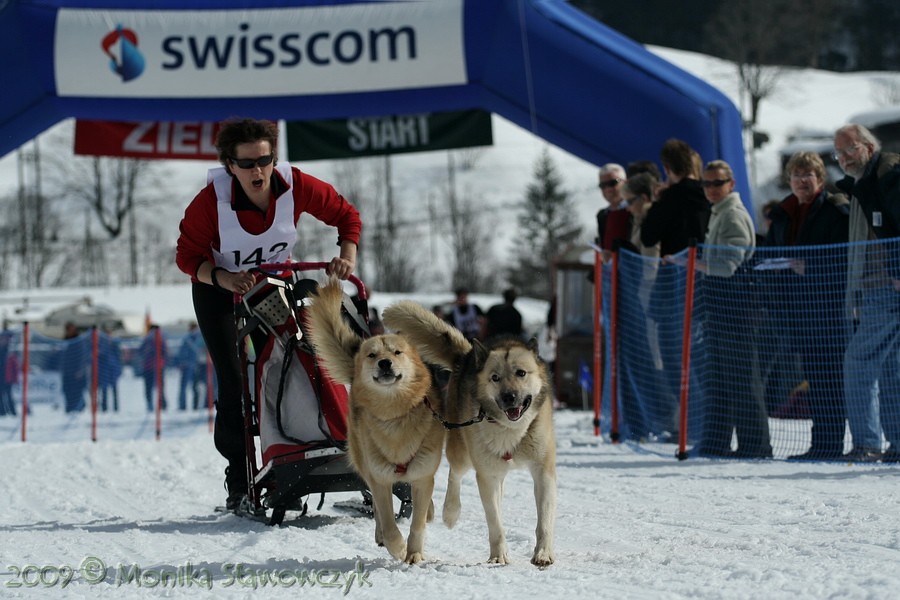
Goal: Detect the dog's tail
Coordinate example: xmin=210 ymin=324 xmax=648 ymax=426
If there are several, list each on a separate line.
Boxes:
xmin=382 ymin=300 xmax=471 ymax=369
xmin=304 ymin=277 xmax=359 ymax=385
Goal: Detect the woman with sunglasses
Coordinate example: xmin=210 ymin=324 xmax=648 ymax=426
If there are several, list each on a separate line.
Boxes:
xmin=690 ymin=160 xmax=771 ymax=459
xmin=175 ymin=117 xmax=361 ymax=512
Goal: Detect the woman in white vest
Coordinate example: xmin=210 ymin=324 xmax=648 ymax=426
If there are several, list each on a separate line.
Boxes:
xmin=176 ymin=118 xmax=361 ymax=511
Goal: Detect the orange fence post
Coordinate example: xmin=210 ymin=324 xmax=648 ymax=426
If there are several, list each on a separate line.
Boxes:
xmin=155 ymin=327 xmax=163 ymax=440
xmin=609 ymin=246 xmax=620 ymax=443
xmin=21 ymin=322 xmax=30 ymax=443
xmin=592 ymin=247 xmax=603 ymax=436
xmin=677 ymin=242 xmax=699 ymax=460
xmin=91 ymin=327 xmax=99 ymax=442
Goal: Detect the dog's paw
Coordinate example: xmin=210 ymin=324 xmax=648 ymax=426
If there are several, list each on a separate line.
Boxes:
xmin=486 ymin=553 xmax=510 ymax=565
xmin=385 ymin=539 xmax=407 ymax=562
xmin=531 ymin=548 xmax=555 ymax=567
xmin=404 ymin=551 xmax=426 ymax=564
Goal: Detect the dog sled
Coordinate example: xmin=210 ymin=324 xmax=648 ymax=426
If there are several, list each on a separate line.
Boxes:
xmin=233 ymin=261 xmax=410 ymax=525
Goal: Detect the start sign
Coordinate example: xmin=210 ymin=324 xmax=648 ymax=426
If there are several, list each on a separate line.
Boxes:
xmin=74 ymin=120 xmax=221 ymax=160
xmin=286 ymin=109 xmax=493 ymax=160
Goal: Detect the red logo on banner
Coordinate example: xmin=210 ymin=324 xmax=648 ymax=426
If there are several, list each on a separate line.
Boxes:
xmin=74 ymin=120 xmax=221 ymax=160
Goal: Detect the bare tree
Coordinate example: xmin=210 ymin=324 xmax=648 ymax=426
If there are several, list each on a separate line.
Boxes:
xmin=445 ymin=152 xmax=495 ymax=292
xmin=453 ymin=147 xmax=486 ymax=172
xmin=329 ymin=158 xmax=371 ymax=282
xmin=38 ymin=125 xmax=170 ymax=285
xmin=142 ymin=223 xmax=181 ymax=285
xmin=12 ymin=141 xmax=63 ymax=288
xmin=705 ymin=1 xmax=786 ymax=129
xmin=79 ymin=218 xmax=108 ymax=287
xmin=366 ymin=157 xmax=417 ymax=291
xmin=704 ymin=0 xmax=836 ymax=186
xmin=0 ymin=193 xmax=15 ymax=290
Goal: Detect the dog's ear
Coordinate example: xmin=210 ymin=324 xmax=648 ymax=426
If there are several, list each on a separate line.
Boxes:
xmin=526 ymin=336 xmax=540 ymax=355
xmin=471 ymin=338 xmax=489 ymax=371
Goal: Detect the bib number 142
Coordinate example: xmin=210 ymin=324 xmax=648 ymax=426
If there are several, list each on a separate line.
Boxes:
xmin=231 ymin=242 xmax=289 ymax=267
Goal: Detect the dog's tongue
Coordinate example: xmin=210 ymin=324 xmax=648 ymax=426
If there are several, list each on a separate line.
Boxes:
xmin=505 ymin=406 xmax=524 ymax=421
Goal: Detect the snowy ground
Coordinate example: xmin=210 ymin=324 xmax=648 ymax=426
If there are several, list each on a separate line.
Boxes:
xmin=1 ymin=372 xmax=898 ymax=599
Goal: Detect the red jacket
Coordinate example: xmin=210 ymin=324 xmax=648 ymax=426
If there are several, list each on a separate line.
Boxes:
xmin=175 ymin=165 xmax=362 ymax=280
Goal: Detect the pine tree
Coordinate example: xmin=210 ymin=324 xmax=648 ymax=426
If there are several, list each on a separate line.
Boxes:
xmin=507 ymin=148 xmax=582 ymax=300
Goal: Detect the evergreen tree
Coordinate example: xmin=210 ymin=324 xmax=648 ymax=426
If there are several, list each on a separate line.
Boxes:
xmin=507 ymin=148 xmax=582 ymax=300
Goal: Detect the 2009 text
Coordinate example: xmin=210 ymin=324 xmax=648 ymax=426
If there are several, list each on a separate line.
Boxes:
xmin=4 ymin=557 xmax=372 ymax=594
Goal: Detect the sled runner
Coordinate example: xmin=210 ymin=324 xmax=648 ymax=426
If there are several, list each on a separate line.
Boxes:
xmin=233 ymin=261 xmax=410 ymax=525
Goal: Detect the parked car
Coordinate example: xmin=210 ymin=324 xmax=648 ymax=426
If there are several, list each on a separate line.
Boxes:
xmin=849 ymin=106 xmax=900 ymax=154
xmin=39 ymin=298 xmax=144 ymax=339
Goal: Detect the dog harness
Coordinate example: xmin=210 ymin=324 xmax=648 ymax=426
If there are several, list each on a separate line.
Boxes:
xmin=422 ymin=398 xmax=513 ymax=461
xmin=424 ymin=396 xmax=485 ymax=430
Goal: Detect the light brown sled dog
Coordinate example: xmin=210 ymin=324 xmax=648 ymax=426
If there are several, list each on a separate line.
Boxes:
xmin=304 ymin=279 xmax=445 ymax=564
xmin=382 ymin=301 xmax=556 ymax=566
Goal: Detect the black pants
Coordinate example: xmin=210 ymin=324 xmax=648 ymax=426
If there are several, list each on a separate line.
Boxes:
xmin=774 ymin=290 xmax=848 ymax=455
xmin=700 ymin=275 xmax=772 ymax=457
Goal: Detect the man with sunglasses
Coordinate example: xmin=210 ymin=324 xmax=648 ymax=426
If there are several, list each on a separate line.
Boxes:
xmin=595 ymin=163 xmax=630 ymax=264
xmin=833 ymin=124 xmax=900 ymax=463
xmin=176 ymin=117 xmax=362 ymax=509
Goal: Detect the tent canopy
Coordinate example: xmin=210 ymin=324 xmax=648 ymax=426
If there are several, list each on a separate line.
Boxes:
xmin=0 ymin=0 xmax=750 ymax=203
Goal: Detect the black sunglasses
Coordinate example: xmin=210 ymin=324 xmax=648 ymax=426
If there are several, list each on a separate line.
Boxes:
xmin=598 ymin=178 xmax=621 ymax=189
xmin=701 ymin=178 xmax=732 ymax=188
xmin=230 ymin=154 xmax=275 ymax=169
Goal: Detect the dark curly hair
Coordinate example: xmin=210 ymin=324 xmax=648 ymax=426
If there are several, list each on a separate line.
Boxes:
xmin=214 ymin=117 xmax=279 ymax=171
xmin=659 ymin=138 xmax=697 ymax=178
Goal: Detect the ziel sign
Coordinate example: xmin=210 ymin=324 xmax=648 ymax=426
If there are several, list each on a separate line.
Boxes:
xmin=286 ymin=109 xmax=492 ymax=160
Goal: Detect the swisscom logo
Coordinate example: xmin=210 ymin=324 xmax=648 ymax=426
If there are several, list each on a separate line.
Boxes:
xmin=101 ymin=24 xmax=146 ymax=82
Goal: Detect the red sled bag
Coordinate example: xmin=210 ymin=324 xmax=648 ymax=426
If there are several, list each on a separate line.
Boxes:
xmin=233 ymin=262 xmax=374 ymax=524
xmin=253 ymin=332 xmax=350 ymax=463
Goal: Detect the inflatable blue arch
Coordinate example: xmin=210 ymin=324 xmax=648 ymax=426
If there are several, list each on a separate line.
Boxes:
xmin=0 ymin=0 xmax=751 ymax=205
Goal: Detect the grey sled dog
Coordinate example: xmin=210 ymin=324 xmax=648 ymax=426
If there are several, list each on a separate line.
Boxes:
xmin=382 ymin=301 xmax=556 ymax=566
xmin=304 ymin=279 xmax=445 ymax=564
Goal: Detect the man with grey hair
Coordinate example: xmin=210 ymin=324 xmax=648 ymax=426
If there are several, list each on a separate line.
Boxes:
xmin=595 ymin=163 xmax=630 ymax=264
xmin=834 ymin=123 xmax=900 ymax=463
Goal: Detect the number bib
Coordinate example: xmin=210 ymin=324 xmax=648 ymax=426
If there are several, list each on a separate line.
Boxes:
xmin=210 ymin=163 xmax=297 ymax=271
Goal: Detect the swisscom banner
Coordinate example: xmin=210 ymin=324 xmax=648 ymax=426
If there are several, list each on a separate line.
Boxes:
xmin=54 ymin=2 xmax=466 ymax=98
xmin=286 ymin=110 xmax=493 ymax=160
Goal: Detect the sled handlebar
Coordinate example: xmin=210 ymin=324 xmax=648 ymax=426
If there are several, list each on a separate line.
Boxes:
xmin=256 ymin=261 xmax=367 ymax=301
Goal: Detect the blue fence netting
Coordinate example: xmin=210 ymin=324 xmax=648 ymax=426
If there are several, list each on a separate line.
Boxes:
xmin=0 ymin=327 xmax=211 ymax=417
xmin=593 ymin=237 xmax=900 ymax=459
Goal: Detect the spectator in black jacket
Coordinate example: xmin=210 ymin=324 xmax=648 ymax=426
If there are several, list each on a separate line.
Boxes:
xmin=764 ymin=151 xmax=850 ymax=460
xmin=485 ymin=288 xmax=524 ymax=340
xmin=835 ymin=124 xmax=900 ymax=463
xmin=639 ymin=139 xmax=711 ymax=438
